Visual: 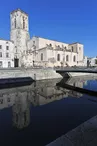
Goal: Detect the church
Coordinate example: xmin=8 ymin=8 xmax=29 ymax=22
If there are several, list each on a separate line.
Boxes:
xmin=0 ymin=9 xmax=84 ymax=68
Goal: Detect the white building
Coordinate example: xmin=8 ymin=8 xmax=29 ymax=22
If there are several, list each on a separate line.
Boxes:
xmin=87 ymin=57 xmax=97 ymax=67
xmin=83 ymin=56 xmax=88 ymax=66
xmin=0 ymin=39 xmax=14 ymax=68
xmin=0 ymin=9 xmax=84 ymax=68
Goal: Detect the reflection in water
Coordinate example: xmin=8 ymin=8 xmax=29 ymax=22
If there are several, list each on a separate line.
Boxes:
xmin=12 ymin=95 xmax=30 ymax=129
xmin=58 ymin=76 xmax=97 ymax=97
xmin=0 ymin=76 xmax=96 ymax=129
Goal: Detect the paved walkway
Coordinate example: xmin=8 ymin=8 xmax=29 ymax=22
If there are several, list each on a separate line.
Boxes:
xmin=46 ymin=115 xmax=97 ymax=146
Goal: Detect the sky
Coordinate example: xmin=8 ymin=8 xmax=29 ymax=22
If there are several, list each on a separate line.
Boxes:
xmin=0 ymin=0 xmax=97 ymax=57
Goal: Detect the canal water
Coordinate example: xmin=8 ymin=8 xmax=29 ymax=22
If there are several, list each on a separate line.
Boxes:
xmin=0 ymin=76 xmax=97 ymax=146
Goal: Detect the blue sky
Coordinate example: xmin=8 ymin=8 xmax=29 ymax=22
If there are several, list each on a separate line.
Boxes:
xmin=0 ymin=0 xmax=97 ymax=57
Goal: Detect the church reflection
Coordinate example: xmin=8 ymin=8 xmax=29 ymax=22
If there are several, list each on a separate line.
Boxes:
xmin=0 ymin=76 xmax=95 ymax=129
xmin=12 ymin=93 xmax=30 ymax=129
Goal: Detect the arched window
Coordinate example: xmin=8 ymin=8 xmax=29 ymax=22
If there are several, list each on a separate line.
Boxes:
xmin=73 ymin=56 xmax=76 ymax=62
xmin=41 ymin=53 xmax=43 ymax=61
xmin=57 ymin=54 xmax=60 ymax=61
xmin=65 ymin=46 xmax=67 ymax=50
xmin=58 ymin=45 xmax=60 ymax=48
xmin=14 ymin=18 xmax=16 ymax=28
xmin=23 ymin=17 xmax=25 ymax=29
xmin=66 ymin=55 xmax=69 ymax=61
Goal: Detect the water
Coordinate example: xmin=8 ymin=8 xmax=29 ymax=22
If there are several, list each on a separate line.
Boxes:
xmin=1 ymin=76 xmax=97 ymax=146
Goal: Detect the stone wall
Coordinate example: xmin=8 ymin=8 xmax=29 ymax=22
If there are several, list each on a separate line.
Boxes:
xmin=0 ymin=68 xmax=62 ymax=80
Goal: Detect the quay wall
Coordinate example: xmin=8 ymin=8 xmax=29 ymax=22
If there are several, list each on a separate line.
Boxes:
xmin=0 ymin=68 xmax=97 ymax=81
xmin=68 ymin=72 xmax=97 ymax=77
xmin=0 ymin=68 xmax=62 ymax=81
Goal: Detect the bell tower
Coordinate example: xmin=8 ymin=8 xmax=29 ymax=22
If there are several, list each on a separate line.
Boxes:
xmin=10 ymin=9 xmax=30 ymax=67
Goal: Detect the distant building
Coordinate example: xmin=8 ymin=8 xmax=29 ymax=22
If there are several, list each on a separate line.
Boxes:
xmin=0 ymin=9 xmax=84 ymax=68
xmin=83 ymin=56 xmax=88 ymax=66
xmin=87 ymin=57 xmax=97 ymax=67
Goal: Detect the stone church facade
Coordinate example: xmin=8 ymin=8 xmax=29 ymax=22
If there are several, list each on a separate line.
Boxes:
xmin=0 ymin=9 xmax=84 ymax=68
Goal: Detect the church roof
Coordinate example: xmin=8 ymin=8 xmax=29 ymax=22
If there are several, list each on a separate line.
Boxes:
xmin=69 ymin=42 xmax=83 ymax=45
xmin=11 ymin=9 xmax=28 ymax=16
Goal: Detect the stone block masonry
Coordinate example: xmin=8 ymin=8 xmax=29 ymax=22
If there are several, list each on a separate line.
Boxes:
xmin=0 ymin=68 xmax=62 ymax=81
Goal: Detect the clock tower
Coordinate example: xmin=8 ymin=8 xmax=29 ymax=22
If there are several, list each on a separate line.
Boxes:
xmin=10 ymin=9 xmax=30 ymax=67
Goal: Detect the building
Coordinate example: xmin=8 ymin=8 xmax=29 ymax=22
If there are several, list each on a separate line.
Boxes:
xmin=0 ymin=9 xmax=84 ymax=68
xmin=83 ymin=56 xmax=88 ymax=66
xmin=0 ymin=39 xmax=14 ymax=68
xmin=27 ymin=37 xmax=84 ymax=67
xmin=87 ymin=57 xmax=97 ymax=67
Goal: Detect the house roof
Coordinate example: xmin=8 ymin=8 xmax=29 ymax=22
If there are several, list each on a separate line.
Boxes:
xmin=0 ymin=38 xmax=14 ymax=43
xmin=33 ymin=36 xmax=69 ymax=45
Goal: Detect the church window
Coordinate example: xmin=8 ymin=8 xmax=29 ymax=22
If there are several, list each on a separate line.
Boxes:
xmin=58 ymin=45 xmax=60 ymax=48
xmin=57 ymin=54 xmax=60 ymax=61
xmin=14 ymin=18 xmax=16 ymax=28
xmin=65 ymin=46 xmax=67 ymax=50
xmin=66 ymin=55 xmax=69 ymax=61
xmin=23 ymin=16 xmax=25 ymax=29
xmin=79 ymin=47 xmax=81 ymax=50
xmin=41 ymin=53 xmax=43 ymax=61
xmin=72 ymin=46 xmax=74 ymax=52
xmin=73 ymin=56 xmax=76 ymax=62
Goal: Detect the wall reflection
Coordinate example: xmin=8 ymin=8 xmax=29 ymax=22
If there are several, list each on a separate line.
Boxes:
xmin=0 ymin=76 xmax=95 ymax=129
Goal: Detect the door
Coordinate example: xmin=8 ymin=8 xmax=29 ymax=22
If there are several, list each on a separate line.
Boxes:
xmin=14 ymin=58 xmax=19 ymax=67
